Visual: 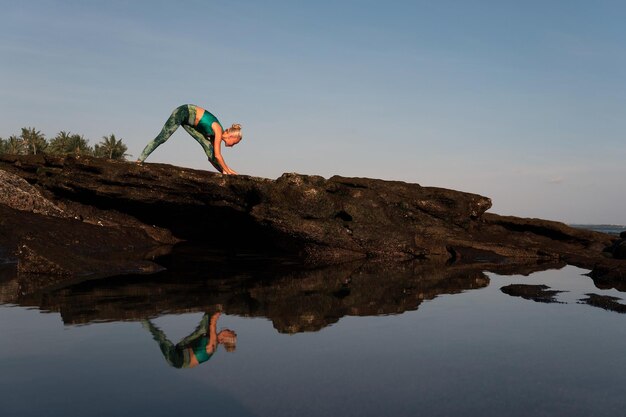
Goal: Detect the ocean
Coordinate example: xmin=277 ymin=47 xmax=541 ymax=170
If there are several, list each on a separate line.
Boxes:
xmin=570 ymin=224 xmax=625 ymax=235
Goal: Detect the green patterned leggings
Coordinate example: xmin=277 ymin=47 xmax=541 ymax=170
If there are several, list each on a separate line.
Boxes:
xmin=142 ymin=314 xmax=211 ymax=369
xmin=138 ymin=105 xmax=221 ymax=172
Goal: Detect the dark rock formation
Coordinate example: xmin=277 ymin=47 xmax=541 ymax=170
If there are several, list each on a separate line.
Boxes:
xmin=500 ymin=284 xmax=565 ymax=304
xmin=0 ymin=204 xmax=171 ymax=282
xmin=614 ymin=241 xmax=626 ymax=260
xmin=611 ymin=240 xmax=626 ymax=260
xmin=0 ymin=169 xmax=66 ymax=217
xmin=0 ymin=166 xmax=177 ymax=280
xmin=590 ymin=268 xmax=626 ymax=292
xmin=601 ymin=234 xmax=626 ymax=260
xmin=0 ymin=154 xmax=495 ymax=263
xmin=0 ymin=154 xmax=624 ymax=281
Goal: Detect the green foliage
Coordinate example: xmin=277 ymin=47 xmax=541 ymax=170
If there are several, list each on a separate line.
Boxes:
xmin=2 ymin=127 xmax=128 ymax=160
xmin=49 ymin=131 xmax=93 ymax=156
xmin=48 ymin=131 xmax=73 ymax=155
xmin=94 ymin=134 xmax=128 ymax=160
xmin=20 ymin=127 xmax=47 ymax=155
xmin=67 ymin=134 xmax=93 ymax=156
xmin=0 ymin=135 xmax=26 ymax=155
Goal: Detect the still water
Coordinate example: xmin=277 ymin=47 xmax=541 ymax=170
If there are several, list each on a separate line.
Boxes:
xmin=2 ymin=256 xmax=626 ymax=417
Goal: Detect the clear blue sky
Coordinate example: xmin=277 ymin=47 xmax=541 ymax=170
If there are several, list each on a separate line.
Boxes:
xmin=1 ymin=0 xmax=624 ymax=224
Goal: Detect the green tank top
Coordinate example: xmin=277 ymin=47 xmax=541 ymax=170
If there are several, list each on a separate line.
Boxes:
xmin=191 ymin=336 xmax=213 ymax=364
xmin=195 ymin=110 xmax=223 ymax=138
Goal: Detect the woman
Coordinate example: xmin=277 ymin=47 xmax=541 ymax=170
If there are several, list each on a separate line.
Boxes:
xmin=137 ymin=104 xmax=242 ymax=175
xmin=142 ymin=312 xmax=237 ymax=369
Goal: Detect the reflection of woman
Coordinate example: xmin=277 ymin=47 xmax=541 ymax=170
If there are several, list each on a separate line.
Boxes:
xmin=142 ymin=312 xmax=236 ymax=369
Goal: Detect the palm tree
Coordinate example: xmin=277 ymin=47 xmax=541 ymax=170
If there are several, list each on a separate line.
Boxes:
xmin=49 ymin=131 xmax=93 ymax=156
xmin=20 ymin=127 xmax=47 ymax=155
xmin=48 ymin=131 xmax=73 ymax=155
xmin=1 ymin=135 xmax=26 ymax=155
xmin=68 ymin=134 xmax=93 ymax=156
xmin=95 ymin=134 xmax=128 ymax=160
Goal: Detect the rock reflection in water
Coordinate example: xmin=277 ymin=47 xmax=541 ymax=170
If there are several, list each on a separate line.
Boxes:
xmin=500 ymin=284 xmax=565 ymax=304
xmin=1 ymin=253 xmax=497 ymax=333
xmin=2 ymin=242 xmax=585 ymax=332
xmin=579 ymin=293 xmax=626 ymax=314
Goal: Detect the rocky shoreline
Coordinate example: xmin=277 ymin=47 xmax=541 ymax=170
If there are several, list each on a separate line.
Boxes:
xmin=1 ymin=154 xmax=624 ymax=287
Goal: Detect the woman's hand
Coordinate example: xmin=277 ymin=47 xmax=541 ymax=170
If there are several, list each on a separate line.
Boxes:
xmin=212 ymin=123 xmax=238 ymax=175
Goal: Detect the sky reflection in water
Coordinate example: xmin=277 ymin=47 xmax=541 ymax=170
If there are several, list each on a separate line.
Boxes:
xmin=2 ymin=265 xmax=626 ymax=417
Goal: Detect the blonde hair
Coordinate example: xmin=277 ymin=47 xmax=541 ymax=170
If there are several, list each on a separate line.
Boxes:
xmin=225 ymin=123 xmax=242 ymax=140
xmin=218 ymin=329 xmax=237 ymax=352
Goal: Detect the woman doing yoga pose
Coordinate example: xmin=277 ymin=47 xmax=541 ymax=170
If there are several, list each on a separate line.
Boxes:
xmin=137 ymin=104 xmax=242 ymax=175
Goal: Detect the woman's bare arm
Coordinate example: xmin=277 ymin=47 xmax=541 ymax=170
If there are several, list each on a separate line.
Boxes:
xmin=212 ymin=123 xmax=237 ymax=175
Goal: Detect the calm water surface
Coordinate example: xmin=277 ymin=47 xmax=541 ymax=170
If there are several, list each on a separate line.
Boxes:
xmin=2 ymin=259 xmax=626 ymax=417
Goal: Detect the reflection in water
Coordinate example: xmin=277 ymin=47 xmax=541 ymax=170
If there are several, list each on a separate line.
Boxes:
xmin=143 ymin=312 xmax=236 ymax=369
xmin=499 ymin=278 xmax=626 ymax=315
xmin=579 ymin=293 xmax=626 ymax=314
xmin=500 ymin=284 xmax=564 ymax=304
xmin=0 ymin=242 xmax=586 ymax=331
xmin=0 ymin=244 xmax=503 ymax=331
xmin=4 ymin=247 xmax=626 ymax=417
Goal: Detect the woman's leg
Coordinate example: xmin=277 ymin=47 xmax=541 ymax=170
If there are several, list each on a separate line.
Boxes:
xmin=141 ymin=319 xmax=183 ymax=367
xmin=137 ymin=105 xmax=190 ymax=162
xmin=178 ymin=313 xmax=211 ymax=345
xmin=182 ymin=125 xmax=223 ymax=172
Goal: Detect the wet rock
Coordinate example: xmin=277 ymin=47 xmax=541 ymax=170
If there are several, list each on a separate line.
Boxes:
xmin=500 ymin=284 xmax=564 ymax=303
xmin=579 ymin=293 xmax=626 ymax=314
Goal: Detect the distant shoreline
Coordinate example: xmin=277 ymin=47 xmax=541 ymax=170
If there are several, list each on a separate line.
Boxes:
xmin=570 ymin=224 xmax=625 ymax=235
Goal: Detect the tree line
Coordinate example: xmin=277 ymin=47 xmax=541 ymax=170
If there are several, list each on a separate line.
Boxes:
xmin=0 ymin=127 xmax=129 ymax=160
